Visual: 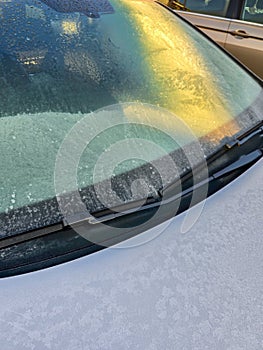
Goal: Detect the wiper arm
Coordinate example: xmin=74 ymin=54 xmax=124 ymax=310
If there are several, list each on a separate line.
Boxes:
xmin=161 ymin=120 xmax=263 ymax=196
xmin=63 ymin=194 xmax=162 ymax=226
xmin=224 ymin=120 xmax=263 ymax=148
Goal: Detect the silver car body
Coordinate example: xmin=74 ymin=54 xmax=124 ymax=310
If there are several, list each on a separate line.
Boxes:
xmin=0 ymin=1 xmax=262 ymax=348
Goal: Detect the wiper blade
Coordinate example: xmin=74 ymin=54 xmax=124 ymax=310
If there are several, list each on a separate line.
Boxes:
xmin=161 ymin=120 xmax=263 ymax=196
xmin=64 ymin=120 xmax=263 ymax=226
xmin=66 ymin=150 xmax=263 ymax=227
xmin=212 ymin=149 xmax=262 ymax=179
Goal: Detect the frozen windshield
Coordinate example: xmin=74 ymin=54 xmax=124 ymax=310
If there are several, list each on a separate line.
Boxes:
xmin=0 ymin=0 xmax=262 ymax=236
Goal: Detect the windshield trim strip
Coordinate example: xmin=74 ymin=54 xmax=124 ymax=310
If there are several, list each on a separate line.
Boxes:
xmin=0 ymin=223 xmax=63 ymax=250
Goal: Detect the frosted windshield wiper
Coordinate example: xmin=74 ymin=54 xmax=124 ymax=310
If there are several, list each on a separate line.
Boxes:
xmin=1 ymin=121 xmax=262 ymax=249
xmin=161 ymin=120 xmax=263 ymax=196
xmin=64 ymin=120 xmax=263 ymax=226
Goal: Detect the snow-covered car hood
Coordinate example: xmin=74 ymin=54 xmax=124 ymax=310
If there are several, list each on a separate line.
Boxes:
xmin=0 ymin=157 xmax=262 ymax=349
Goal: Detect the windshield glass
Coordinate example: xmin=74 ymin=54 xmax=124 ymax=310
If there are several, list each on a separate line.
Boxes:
xmin=0 ymin=0 xmax=262 ymax=237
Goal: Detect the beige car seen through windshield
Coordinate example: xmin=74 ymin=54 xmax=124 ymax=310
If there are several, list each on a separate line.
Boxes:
xmin=161 ymin=0 xmax=263 ymax=79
